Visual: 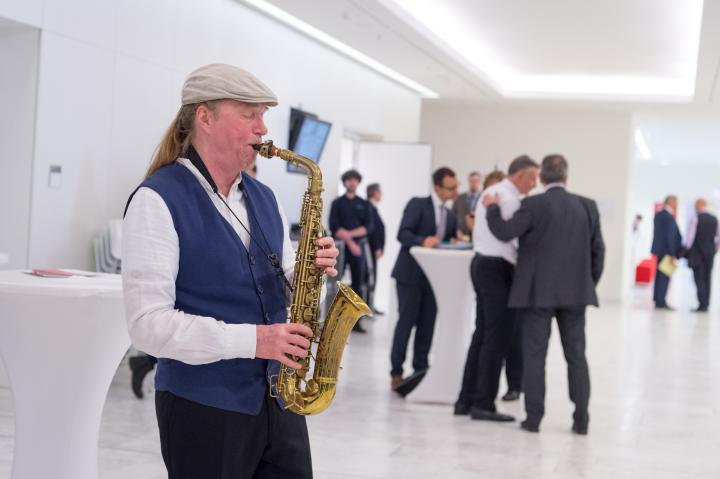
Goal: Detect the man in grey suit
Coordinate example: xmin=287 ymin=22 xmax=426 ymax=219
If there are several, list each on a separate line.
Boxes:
xmin=483 ymin=154 xmax=605 ymax=435
xmin=453 ymin=171 xmax=483 ymax=240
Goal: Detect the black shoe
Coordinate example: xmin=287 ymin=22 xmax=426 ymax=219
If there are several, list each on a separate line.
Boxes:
xmin=655 ymin=304 xmax=674 ymax=311
xmin=470 ymin=407 xmax=515 ymax=422
xmin=352 ymin=322 xmax=367 ymax=333
xmin=394 ymin=369 xmax=427 ymax=397
xmin=502 ymin=390 xmax=521 ymax=401
xmin=129 ymin=355 xmax=156 ymax=399
xmin=572 ymin=414 xmax=589 ymax=435
xmin=693 ymin=307 xmax=708 ymax=313
xmin=520 ymin=420 xmax=540 ymax=433
xmin=454 ymin=401 xmax=471 ymax=416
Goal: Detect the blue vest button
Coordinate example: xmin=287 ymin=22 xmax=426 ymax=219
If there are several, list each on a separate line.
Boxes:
xmin=249 ymin=255 xmax=256 ymax=265
xmin=264 ymin=312 xmax=271 ymax=323
xmin=257 ymin=286 xmax=264 ymax=294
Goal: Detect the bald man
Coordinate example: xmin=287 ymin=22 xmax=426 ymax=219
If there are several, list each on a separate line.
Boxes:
xmin=686 ymin=199 xmax=720 ymax=312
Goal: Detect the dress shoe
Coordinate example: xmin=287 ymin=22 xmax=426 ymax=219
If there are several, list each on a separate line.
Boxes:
xmin=470 ymin=407 xmax=515 ymax=422
xmin=501 ymin=390 xmax=521 ymax=401
xmin=520 ymin=420 xmax=540 ymax=433
xmin=693 ymin=307 xmax=708 ymax=313
xmin=655 ymin=304 xmax=674 ymax=311
xmin=129 ymin=355 xmax=156 ymax=399
xmin=390 ymin=374 xmax=402 ymax=391
xmin=454 ymin=401 xmax=471 ymax=416
xmin=394 ymin=369 xmax=427 ymax=397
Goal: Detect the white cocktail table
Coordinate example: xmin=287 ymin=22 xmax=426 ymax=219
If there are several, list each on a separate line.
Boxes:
xmin=0 ymin=270 xmax=128 ymax=479
xmin=407 ymin=247 xmax=475 ymax=404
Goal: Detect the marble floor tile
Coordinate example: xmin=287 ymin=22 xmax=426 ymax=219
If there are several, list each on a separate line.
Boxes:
xmin=0 ymin=299 xmax=717 ymax=478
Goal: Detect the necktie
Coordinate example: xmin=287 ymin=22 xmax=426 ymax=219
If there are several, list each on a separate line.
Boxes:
xmin=468 ymin=192 xmax=479 ymax=213
xmin=436 ymin=205 xmax=447 ymax=239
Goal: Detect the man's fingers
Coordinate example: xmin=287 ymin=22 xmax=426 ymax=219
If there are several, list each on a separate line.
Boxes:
xmin=287 ymin=334 xmax=311 ymax=349
xmin=278 ymin=355 xmax=303 ymax=370
xmin=286 ymin=323 xmax=313 ymax=337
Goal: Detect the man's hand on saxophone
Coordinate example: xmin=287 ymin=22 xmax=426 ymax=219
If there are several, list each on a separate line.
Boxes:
xmin=314 ymin=236 xmax=339 ymax=277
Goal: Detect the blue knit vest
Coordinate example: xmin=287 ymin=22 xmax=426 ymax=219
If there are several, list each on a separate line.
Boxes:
xmin=140 ymin=163 xmax=287 ymax=415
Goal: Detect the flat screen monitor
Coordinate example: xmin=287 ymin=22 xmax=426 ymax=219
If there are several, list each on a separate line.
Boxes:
xmin=292 ymin=116 xmax=331 ymax=162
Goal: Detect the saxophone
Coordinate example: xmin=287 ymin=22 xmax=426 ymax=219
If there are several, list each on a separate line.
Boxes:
xmin=254 ymin=140 xmax=372 ymax=415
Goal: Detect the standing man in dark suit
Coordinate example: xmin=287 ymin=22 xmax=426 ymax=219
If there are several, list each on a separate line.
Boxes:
xmin=330 ymin=169 xmax=375 ymax=332
xmin=651 ymin=195 xmax=682 ymax=310
xmin=366 ymin=183 xmax=386 ymax=315
xmin=686 ymin=198 xmax=719 ymax=312
xmin=483 ymin=154 xmax=605 ymax=435
xmin=453 ymin=171 xmax=483 ymax=241
xmin=390 ymin=167 xmax=458 ymax=394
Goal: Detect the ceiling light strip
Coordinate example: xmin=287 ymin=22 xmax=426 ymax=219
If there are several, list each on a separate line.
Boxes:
xmin=241 ymin=0 xmax=439 ymax=98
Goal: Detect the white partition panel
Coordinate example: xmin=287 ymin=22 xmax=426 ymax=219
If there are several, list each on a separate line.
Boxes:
xmin=356 ymin=142 xmax=432 ymax=312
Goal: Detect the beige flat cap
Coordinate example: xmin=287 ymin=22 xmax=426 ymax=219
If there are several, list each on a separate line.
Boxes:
xmin=181 ymin=63 xmax=278 ymax=106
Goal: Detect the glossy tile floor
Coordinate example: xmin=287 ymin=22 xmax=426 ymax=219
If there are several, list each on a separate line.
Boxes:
xmin=0 ymin=287 xmax=718 ymax=478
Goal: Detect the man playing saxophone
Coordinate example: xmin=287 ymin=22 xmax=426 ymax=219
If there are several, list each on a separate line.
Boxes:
xmin=122 ymin=63 xmax=338 ymax=479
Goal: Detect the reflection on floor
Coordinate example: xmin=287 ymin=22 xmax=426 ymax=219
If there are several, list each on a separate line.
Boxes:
xmin=0 ymin=301 xmax=718 ymax=478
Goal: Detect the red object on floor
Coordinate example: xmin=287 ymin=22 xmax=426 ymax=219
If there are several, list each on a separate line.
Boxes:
xmin=635 ymin=256 xmax=657 ymax=284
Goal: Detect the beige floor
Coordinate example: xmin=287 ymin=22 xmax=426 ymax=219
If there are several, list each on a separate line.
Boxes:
xmin=0 ymin=294 xmax=718 ymax=478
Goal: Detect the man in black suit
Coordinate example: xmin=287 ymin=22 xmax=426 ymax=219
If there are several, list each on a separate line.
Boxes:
xmin=330 ymin=169 xmax=375 ymax=332
xmin=650 ymin=195 xmax=682 ymax=309
xmin=453 ymin=171 xmax=482 ymax=240
xmin=483 ymin=154 xmax=605 ymax=434
xmin=390 ymin=167 xmax=458 ymax=394
xmin=686 ymin=198 xmax=719 ymax=312
xmin=366 ymin=183 xmax=386 ymax=314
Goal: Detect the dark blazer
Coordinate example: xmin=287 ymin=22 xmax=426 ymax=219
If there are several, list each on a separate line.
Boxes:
xmin=367 ymin=202 xmax=386 ymax=253
xmin=650 ymin=209 xmax=682 ymax=259
xmin=391 ymin=196 xmax=457 ymax=285
xmin=688 ymin=212 xmax=718 ymax=268
xmin=486 ymin=187 xmax=605 ymax=308
xmin=452 ymin=191 xmax=479 ymax=237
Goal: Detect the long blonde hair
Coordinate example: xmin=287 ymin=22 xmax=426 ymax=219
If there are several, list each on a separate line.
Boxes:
xmin=145 ymin=101 xmax=218 ymax=178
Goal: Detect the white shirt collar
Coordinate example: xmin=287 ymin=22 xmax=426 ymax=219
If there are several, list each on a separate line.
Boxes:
xmin=431 ymin=190 xmax=445 ymax=210
xmin=501 ymin=178 xmax=522 ymax=198
xmin=544 ymin=182 xmax=566 ymax=192
xmin=177 ymin=157 xmax=243 ymax=199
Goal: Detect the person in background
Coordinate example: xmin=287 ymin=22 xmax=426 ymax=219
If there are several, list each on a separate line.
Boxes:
xmin=329 ymin=169 xmax=375 ymax=333
xmin=651 ymin=195 xmax=682 ymax=310
xmin=483 ymin=154 xmax=605 ymax=435
xmin=390 ymin=167 xmax=458 ymax=396
xmin=122 ymin=63 xmax=339 ymax=478
xmin=454 ymin=157 xmax=539 ymax=422
xmin=685 ymin=198 xmax=719 ymax=312
xmin=453 ymin=171 xmax=483 ymax=241
xmin=366 ymin=183 xmax=386 ymax=315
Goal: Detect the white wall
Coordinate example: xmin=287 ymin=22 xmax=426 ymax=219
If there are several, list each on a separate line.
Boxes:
xmin=1 ymin=0 xmax=422 ymax=269
xmin=0 ymin=21 xmax=39 ymax=269
xmin=420 ymin=102 xmax=633 ymax=301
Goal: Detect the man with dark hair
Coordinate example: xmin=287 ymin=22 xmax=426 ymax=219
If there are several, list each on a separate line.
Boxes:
xmin=454 ymin=155 xmax=539 ymax=421
xmin=366 ymin=183 xmax=386 ymax=314
xmin=453 ymin=171 xmax=483 ymax=240
xmin=483 ymin=154 xmax=605 ymax=435
xmin=651 ymin=195 xmax=682 ymax=309
xmin=686 ymin=198 xmax=719 ymax=312
xmin=390 ymin=167 xmax=458 ymax=395
xmin=330 ymin=169 xmax=375 ymax=332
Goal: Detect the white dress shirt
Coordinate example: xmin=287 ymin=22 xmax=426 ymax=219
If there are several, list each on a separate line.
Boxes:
xmin=473 ymin=178 xmax=522 ymax=264
xmin=122 ymin=158 xmax=296 ymax=365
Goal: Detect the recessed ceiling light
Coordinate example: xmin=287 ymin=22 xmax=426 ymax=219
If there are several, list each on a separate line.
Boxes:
xmin=240 ymin=0 xmax=439 ymax=98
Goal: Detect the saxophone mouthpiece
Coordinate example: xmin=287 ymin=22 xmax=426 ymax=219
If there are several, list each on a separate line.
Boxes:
xmin=251 ymin=143 xmax=262 ymax=151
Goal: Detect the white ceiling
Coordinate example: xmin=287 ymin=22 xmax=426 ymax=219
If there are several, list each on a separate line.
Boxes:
xmin=247 ymin=0 xmax=720 ymax=104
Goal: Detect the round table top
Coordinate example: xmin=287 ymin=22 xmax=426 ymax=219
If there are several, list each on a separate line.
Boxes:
xmin=0 ymin=270 xmax=122 ymax=298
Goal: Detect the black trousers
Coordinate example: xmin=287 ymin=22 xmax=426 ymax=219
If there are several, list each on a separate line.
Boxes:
xmin=691 ymin=260 xmax=713 ymax=309
xmin=344 ymin=241 xmax=367 ymax=299
xmin=390 ymin=277 xmax=437 ymax=377
xmin=653 ymin=265 xmax=670 ymax=306
xmin=521 ymin=307 xmax=590 ymax=426
xmin=457 ymin=255 xmax=484 ymax=404
xmin=471 ymin=256 xmax=517 ymax=411
xmin=504 ymin=318 xmax=523 ymax=392
xmin=156 ymin=391 xmax=312 ymax=479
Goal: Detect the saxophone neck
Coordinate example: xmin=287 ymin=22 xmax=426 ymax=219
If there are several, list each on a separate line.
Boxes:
xmin=254 ymin=141 xmax=323 ymax=194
